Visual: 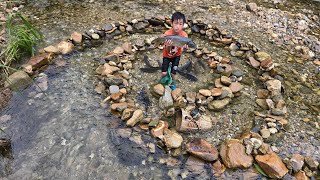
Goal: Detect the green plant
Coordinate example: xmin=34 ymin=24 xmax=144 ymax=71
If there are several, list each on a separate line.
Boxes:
xmin=0 ymin=12 xmax=43 ymax=75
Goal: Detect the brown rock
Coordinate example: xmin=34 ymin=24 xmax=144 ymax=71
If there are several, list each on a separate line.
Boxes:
xmin=294 ymin=170 xmax=308 ymax=180
xmin=122 ymin=42 xmax=132 ymax=54
xmin=215 ymin=78 xmax=224 ymax=88
xmin=256 ymin=99 xmax=269 ymax=110
xmin=249 ymin=57 xmax=260 ymax=68
xmin=221 ymin=58 xmax=230 ymax=64
xmin=111 ymin=92 xmax=123 ymax=101
xmin=199 ymin=89 xmax=211 ymax=97
xmin=246 ymin=3 xmax=258 ymax=12
xmin=255 ymin=52 xmax=271 ymax=62
xmin=126 ymin=109 xmax=143 ymax=127
xmin=121 ymin=108 xmax=134 ymax=121
xmin=71 ymin=31 xmax=82 ymax=43
xmin=186 ymin=138 xmax=219 ymax=161
xmin=151 ymin=120 xmax=168 ymax=138
xmin=27 ymin=53 xmax=54 ymax=70
xmin=221 ymin=76 xmax=232 ymax=86
xmin=172 ymin=88 xmax=182 ymax=100
xmin=208 ymin=98 xmax=231 ymax=110
xmin=207 ymin=52 xmax=217 ymax=57
xmin=57 ymin=41 xmax=74 ymax=54
xmin=208 ymin=60 xmax=218 ymax=69
xmin=4 ymin=71 xmax=32 ymax=90
xmin=220 ymin=139 xmax=254 ymax=168
xmin=257 ymin=89 xmax=269 ymax=98
xmin=111 ymin=102 xmax=128 ymax=112
xmin=101 ymin=63 xmax=120 ymax=75
xmin=186 ymin=156 xmax=206 ymax=174
xmin=255 ymin=152 xmax=289 ymax=178
xmin=210 ymin=88 xmax=222 ymax=96
xmin=153 ymin=84 xmax=165 ymax=96
xmin=113 ymin=46 xmax=124 ymax=54
xmin=229 ymin=82 xmax=243 ymax=93
xmin=44 ymin=45 xmax=59 ymax=54
xmin=211 ymin=160 xmax=226 ymax=177
xmin=260 ymin=58 xmax=274 ymax=71
xmin=304 ymin=156 xmax=319 ymax=171
xmin=194 ymin=50 xmax=202 ymax=58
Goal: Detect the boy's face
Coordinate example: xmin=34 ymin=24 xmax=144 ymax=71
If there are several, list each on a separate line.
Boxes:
xmin=172 ymin=19 xmax=184 ymax=34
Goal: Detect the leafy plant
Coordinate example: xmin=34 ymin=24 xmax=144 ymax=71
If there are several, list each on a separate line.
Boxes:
xmin=1 ymin=12 xmax=43 ymax=75
xmin=254 ymin=163 xmax=268 ymax=177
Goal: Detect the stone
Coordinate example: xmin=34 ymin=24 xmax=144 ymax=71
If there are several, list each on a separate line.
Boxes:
xmin=101 ymin=64 xmax=120 ymax=76
xmin=153 ymin=84 xmax=164 ymax=96
xmin=171 ymin=88 xmax=182 ymax=100
xmin=4 ymin=71 xmax=32 ymax=90
xmin=294 ymin=170 xmax=308 ymax=180
xmin=27 ymin=53 xmax=54 ymax=70
xmin=147 ymin=143 xmax=156 ymax=153
xmin=255 ymin=52 xmax=271 ymax=62
xmin=265 ymin=79 xmax=281 ymax=95
xmin=109 ymin=85 xmax=120 ymax=94
xmin=57 ymin=41 xmax=74 ymax=54
xmin=95 ymin=83 xmax=105 ymax=94
xmin=186 ymin=156 xmax=206 ymax=174
xmin=121 ymin=108 xmax=134 ymax=121
xmin=0 ymin=88 xmax=12 ymax=109
xmin=255 ymin=152 xmax=289 ymax=179
xmin=44 ymin=45 xmax=59 ymax=54
xmin=122 ymin=42 xmax=132 ymax=54
xmin=220 ymin=76 xmax=231 ymax=86
xmin=104 ymin=76 xmax=123 ymax=86
xmin=176 ymin=109 xmax=213 ymax=132
xmin=151 ymin=120 xmax=168 ymax=138
xmin=91 ymin=33 xmax=99 ymax=40
xmin=220 ymin=139 xmax=253 ymax=168
xmin=256 ymin=99 xmax=269 ymax=110
xmin=199 ymin=89 xmax=211 ymax=97
xmin=229 ymin=82 xmax=243 ymax=93
xmin=186 ymin=92 xmax=196 ymax=103
xmin=186 ymin=138 xmax=219 ymax=161
xmin=210 ymin=88 xmax=222 ymax=96
xmin=304 ymin=156 xmax=319 ymax=171
xmin=111 ymin=102 xmax=128 ymax=112
xmin=211 ymin=160 xmax=226 ymax=177
xmin=249 ymin=57 xmax=260 ymax=68
xmin=257 ymin=89 xmax=269 ymax=98
xmin=71 ymin=31 xmax=82 ymax=43
xmin=117 ymin=128 xmax=132 ymax=138
xmin=208 ymin=98 xmax=231 ymax=110
xmin=163 ymin=129 xmax=183 ymax=148
xmin=246 ymin=3 xmax=258 ymax=12
xmin=290 ymin=154 xmax=304 ymax=172
xmin=269 ymin=128 xmax=278 ymax=134
xmin=215 ymin=78 xmax=224 ymax=88
xmin=126 ymin=109 xmax=143 ymax=127
xmin=260 ymin=58 xmax=274 ymax=71
xmin=113 ymin=46 xmax=124 ymax=54
xmin=159 ymin=86 xmax=173 ymax=110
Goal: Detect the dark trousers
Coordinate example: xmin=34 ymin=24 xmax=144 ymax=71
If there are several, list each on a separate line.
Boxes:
xmin=161 ymin=56 xmax=180 ymax=74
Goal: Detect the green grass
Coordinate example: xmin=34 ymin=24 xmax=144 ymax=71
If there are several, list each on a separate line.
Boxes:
xmin=1 ymin=12 xmax=43 ymax=75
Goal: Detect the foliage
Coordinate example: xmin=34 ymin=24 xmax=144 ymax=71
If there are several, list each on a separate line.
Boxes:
xmin=253 ymin=163 xmax=268 ymax=177
xmin=0 ymin=12 xmax=43 ymax=75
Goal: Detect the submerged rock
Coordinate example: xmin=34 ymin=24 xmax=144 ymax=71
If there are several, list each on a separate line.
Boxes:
xmin=163 ymin=129 xmax=183 ymax=148
xmin=4 ymin=71 xmax=32 ymax=90
xmin=186 ymin=138 xmax=219 ymax=161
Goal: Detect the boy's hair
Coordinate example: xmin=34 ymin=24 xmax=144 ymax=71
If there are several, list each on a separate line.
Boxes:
xmin=171 ymin=12 xmax=186 ymax=24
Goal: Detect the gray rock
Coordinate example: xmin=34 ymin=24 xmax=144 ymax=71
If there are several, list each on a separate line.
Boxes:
xmin=5 ymin=71 xmax=32 ymax=91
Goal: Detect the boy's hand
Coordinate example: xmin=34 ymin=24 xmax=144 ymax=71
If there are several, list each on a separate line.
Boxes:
xmin=164 ymin=39 xmax=172 ymax=46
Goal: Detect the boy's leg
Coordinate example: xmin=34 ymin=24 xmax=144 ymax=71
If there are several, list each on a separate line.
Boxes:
xmin=161 ymin=57 xmax=170 ymax=77
xmin=171 ymin=56 xmax=180 ymax=80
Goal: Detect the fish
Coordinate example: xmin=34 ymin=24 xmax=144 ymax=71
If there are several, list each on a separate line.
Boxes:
xmin=137 ymin=87 xmax=152 ymax=112
xmin=151 ymin=35 xmax=197 ymax=49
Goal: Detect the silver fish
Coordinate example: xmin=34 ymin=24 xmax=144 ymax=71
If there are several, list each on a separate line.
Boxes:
xmin=151 ymin=35 xmax=197 ymax=49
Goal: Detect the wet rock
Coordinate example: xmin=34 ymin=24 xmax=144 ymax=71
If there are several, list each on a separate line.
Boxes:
xmin=304 ymin=156 xmax=319 ymax=171
xmin=111 ymin=102 xmax=128 ymax=112
xmin=199 ymin=89 xmax=211 ymax=97
xmin=246 ymin=3 xmax=258 ymax=12
xmin=134 ymin=21 xmax=148 ymax=30
xmin=113 ymin=46 xmax=124 ymax=54
xmin=4 ymin=71 xmax=32 ymax=90
xmin=27 ymin=53 xmax=54 ymax=70
xmin=71 ymin=31 xmax=82 ymax=43
xmin=44 ymin=45 xmax=59 ymax=54
xmin=211 ymin=160 xmax=226 ymax=177
xmin=91 ymin=33 xmax=99 ymax=40
xmin=269 ymin=127 xmax=278 ymax=134
xmin=104 ymin=76 xmax=123 ymax=86
xmin=290 ymin=154 xmax=304 ymax=172
xmin=163 ymin=129 xmax=183 ymax=148
xmin=259 ymin=143 xmax=272 ymax=154
xmin=220 ymin=76 xmax=231 ymax=86
xmin=104 ymin=23 xmax=114 ymax=31
xmin=159 ymin=86 xmax=173 ymax=110
xmin=215 ymin=78 xmax=224 ymax=88
xmin=117 ymin=128 xmax=132 ymax=138
xmin=153 ymin=84 xmax=164 ymax=97
xmin=208 ymin=98 xmax=231 ymax=111
xmin=57 ymin=41 xmax=74 ymax=54
xmin=147 ymin=143 xmax=156 ymax=153
xmin=172 ymin=88 xmax=182 ymax=100
xmin=186 ymin=156 xmax=206 ymax=174
xmin=256 ymin=99 xmax=269 ymax=110
xmin=95 ymin=83 xmax=105 ymax=94
xmin=122 ymin=42 xmax=132 ymax=54
xmin=109 ymin=85 xmax=120 ymax=94
xmin=257 ymin=89 xmax=269 ymax=98
xmin=186 ymin=138 xmax=219 ymax=161
xmin=151 ymin=120 xmax=168 ymax=138
xmin=175 ymin=108 xmax=213 ymax=132
xmin=126 ymin=25 xmax=133 ymax=33
xmin=265 ymin=79 xmax=281 ymax=95
xmin=255 ymin=152 xmax=289 ymax=179
xmin=255 ymin=52 xmax=271 ymax=62
xmin=126 ymin=109 xmax=143 ymax=127
xmin=121 ymin=108 xmax=134 ymax=121
xmin=229 ymin=82 xmax=243 ymax=93
xmin=220 ymin=139 xmax=253 ymax=168
xmin=294 ymin=170 xmax=308 ymax=180
xmin=249 ymin=57 xmax=260 ymax=68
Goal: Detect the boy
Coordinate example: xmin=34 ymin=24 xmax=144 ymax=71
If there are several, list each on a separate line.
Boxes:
xmin=161 ymin=12 xmax=188 ymax=89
